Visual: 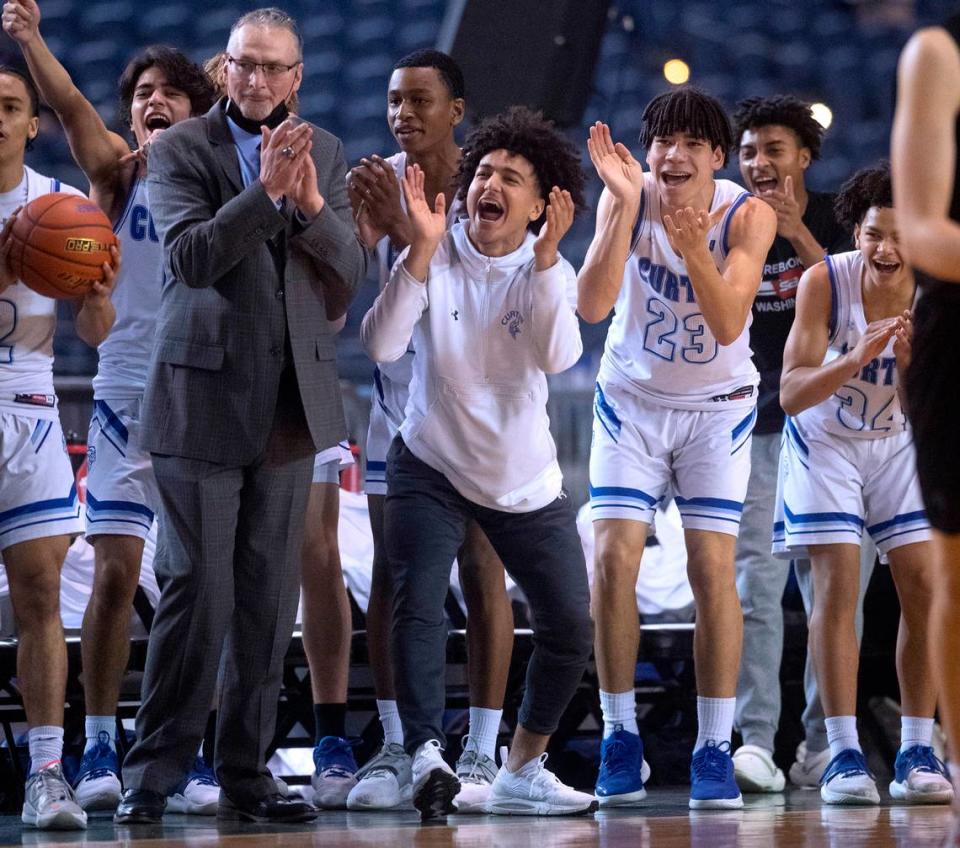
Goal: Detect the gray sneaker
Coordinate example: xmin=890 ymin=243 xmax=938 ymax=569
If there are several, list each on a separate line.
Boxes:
xmin=346 ymin=742 xmax=414 ymax=810
xmin=22 ymin=762 xmax=88 ymax=830
xmin=454 ymin=739 xmax=499 ymax=814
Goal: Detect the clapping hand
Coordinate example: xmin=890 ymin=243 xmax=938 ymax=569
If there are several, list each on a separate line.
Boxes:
xmin=348 ymin=156 xmax=408 ymax=248
xmin=765 ymin=175 xmax=804 ymax=241
xmin=2 ymin=0 xmax=40 ymax=46
xmin=893 ymin=309 xmax=913 ymax=372
xmin=533 ymin=187 xmax=575 ymax=271
xmin=260 ymin=118 xmax=313 ymax=204
xmin=586 ymin=122 xmax=644 ymax=206
xmin=400 ymin=164 xmax=445 ymax=281
xmin=663 ymin=203 xmax=730 ymax=260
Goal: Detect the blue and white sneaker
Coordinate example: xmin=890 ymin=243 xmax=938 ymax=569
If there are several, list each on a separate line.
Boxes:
xmin=889 ymin=745 xmax=953 ymax=804
xmin=72 ymin=731 xmax=121 ymax=812
xmin=166 ymin=757 xmax=219 ymax=815
xmin=819 ymin=748 xmax=879 ymax=805
xmin=689 ymin=740 xmax=743 ymax=809
xmin=312 ymin=736 xmax=358 ymax=809
xmin=595 ymin=725 xmax=651 ymax=806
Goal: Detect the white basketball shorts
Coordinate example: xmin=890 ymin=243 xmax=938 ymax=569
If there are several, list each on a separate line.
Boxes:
xmin=85 ymin=397 xmax=160 ymax=541
xmin=589 ymin=378 xmax=755 ymax=535
xmin=312 ymin=440 xmax=354 ymax=485
xmin=0 ymin=411 xmax=82 ymax=549
xmin=773 ymin=416 xmax=930 ymax=564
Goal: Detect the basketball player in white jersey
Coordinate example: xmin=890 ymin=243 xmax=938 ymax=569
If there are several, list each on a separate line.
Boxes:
xmin=776 ymin=162 xmax=950 ymax=806
xmin=344 ymin=50 xmax=514 ymax=814
xmin=3 ymin=0 xmax=217 ymax=814
xmin=0 ymin=64 xmax=118 ymax=829
xmin=579 ymin=87 xmax=776 ymax=809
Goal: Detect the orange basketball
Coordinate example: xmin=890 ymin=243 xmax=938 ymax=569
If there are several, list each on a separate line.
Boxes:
xmin=9 ymin=193 xmax=116 ymax=299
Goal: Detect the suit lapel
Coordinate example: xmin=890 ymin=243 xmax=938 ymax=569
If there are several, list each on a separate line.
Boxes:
xmin=206 ymin=99 xmax=244 ymax=195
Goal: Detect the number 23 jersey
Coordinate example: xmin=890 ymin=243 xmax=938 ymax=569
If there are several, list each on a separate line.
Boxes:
xmin=597 ymin=173 xmax=758 ymax=410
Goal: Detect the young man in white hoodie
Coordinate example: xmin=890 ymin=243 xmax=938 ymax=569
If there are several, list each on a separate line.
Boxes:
xmin=361 ymin=107 xmax=595 ymax=821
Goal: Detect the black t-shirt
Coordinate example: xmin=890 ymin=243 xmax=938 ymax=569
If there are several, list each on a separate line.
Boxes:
xmin=750 ymin=190 xmax=852 ymax=434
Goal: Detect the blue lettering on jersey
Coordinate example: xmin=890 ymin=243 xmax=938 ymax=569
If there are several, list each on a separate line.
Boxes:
xmin=855 ymin=355 xmax=896 ymax=386
xmin=636 ymin=257 xmax=696 ymax=304
xmin=129 ymin=205 xmax=158 ymax=242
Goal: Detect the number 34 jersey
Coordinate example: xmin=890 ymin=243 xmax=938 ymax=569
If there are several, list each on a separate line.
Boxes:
xmin=795 ymin=250 xmax=909 ymax=441
xmin=597 ymin=173 xmax=758 ymax=410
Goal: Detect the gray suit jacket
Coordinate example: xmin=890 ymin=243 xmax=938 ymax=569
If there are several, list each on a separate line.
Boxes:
xmin=141 ymin=99 xmax=367 ymax=464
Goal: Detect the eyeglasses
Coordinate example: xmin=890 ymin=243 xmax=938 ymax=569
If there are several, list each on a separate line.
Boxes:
xmin=226 ymin=55 xmax=300 ymax=78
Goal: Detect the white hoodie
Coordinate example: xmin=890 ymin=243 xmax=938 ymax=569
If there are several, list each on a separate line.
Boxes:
xmin=361 ymin=220 xmax=582 ymax=513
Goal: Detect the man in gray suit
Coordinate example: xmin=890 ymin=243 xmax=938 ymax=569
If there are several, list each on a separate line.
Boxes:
xmin=115 ymin=7 xmax=367 ymax=824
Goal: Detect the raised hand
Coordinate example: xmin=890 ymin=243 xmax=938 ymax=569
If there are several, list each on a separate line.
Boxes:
xmin=765 ymin=174 xmax=804 ymax=241
xmin=533 ymin=187 xmax=574 ymax=270
xmin=586 ymin=122 xmax=644 ymax=205
xmin=2 ymin=0 xmax=41 ymax=45
xmin=401 ymin=164 xmax=445 ymax=249
xmin=400 ymin=164 xmax=445 ymax=281
xmin=663 ymin=202 xmax=730 ymax=260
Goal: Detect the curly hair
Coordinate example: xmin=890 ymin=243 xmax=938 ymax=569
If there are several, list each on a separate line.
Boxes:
xmin=456 ymin=106 xmax=586 ymax=232
xmin=732 ymin=95 xmax=824 ymax=159
xmin=834 ymin=161 xmax=893 ymax=231
xmin=118 ymin=46 xmax=216 ymax=128
xmin=639 ymin=86 xmax=733 ymax=165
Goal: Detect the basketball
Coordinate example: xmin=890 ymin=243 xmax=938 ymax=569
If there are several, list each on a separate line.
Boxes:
xmin=8 ymin=192 xmax=116 ymax=299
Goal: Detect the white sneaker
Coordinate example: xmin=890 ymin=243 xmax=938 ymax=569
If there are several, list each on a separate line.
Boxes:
xmin=166 ymin=757 xmax=219 ymax=815
xmin=453 ymin=738 xmax=499 ymax=814
xmin=411 ymin=740 xmax=459 ymax=820
xmin=889 ymin=745 xmax=954 ymax=804
xmin=733 ymin=745 xmax=786 ymax=793
xmin=819 ymin=749 xmax=880 ymax=805
xmin=22 ymin=763 xmax=88 ymax=830
xmin=346 ymin=742 xmax=414 ymax=810
xmin=788 ymin=741 xmax=831 ymax=788
xmin=484 ymin=746 xmax=598 ymax=816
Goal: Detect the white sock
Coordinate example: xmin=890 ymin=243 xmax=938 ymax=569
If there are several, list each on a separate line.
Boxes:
xmin=28 ymin=726 xmax=64 ymax=774
xmin=467 ymin=707 xmax=501 ymax=761
xmin=85 ymin=715 xmax=116 ymax=751
xmin=377 ymin=699 xmax=404 ymax=747
xmin=900 ymin=716 xmax=934 ymax=753
xmin=825 ymin=716 xmax=861 ymax=759
xmin=694 ymin=696 xmax=736 ymax=751
xmin=600 ymin=689 xmax=638 ymax=738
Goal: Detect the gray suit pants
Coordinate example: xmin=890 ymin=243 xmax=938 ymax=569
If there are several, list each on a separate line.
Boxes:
xmin=122 ymin=371 xmax=315 ymax=802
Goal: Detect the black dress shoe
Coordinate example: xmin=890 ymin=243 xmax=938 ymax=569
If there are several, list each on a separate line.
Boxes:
xmin=218 ymin=793 xmax=317 ymax=823
xmin=114 ymin=788 xmax=166 ymax=824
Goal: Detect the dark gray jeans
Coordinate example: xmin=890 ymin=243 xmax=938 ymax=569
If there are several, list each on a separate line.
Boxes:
xmin=385 ymin=437 xmax=593 ymax=754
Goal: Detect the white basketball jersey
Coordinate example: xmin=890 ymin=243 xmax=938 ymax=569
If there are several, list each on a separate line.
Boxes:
xmin=0 ymin=167 xmax=83 ymax=419
xmin=597 ymin=173 xmax=758 ymax=410
xmin=796 ymin=250 xmax=910 ymax=440
xmin=374 ymin=152 xmax=465 ymax=387
xmin=92 ymin=176 xmax=160 ymax=400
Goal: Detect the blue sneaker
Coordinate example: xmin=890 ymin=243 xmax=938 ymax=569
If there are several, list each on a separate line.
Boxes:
xmin=889 ymin=745 xmax=953 ymax=805
xmin=312 ymin=736 xmax=358 ymax=809
xmin=72 ymin=731 xmax=121 ymax=812
xmin=167 ymin=757 xmax=219 ymax=815
xmin=595 ymin=725 xmax=651 ymax=806
xmin=689 ymin=740 xmax=743 ymax=809
xmin=819 ymin=748 xmax=879 ymax=805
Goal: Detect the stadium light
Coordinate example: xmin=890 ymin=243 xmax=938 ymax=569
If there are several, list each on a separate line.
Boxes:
xmin=663 ymin=59 xmax=690 ymax=85
xmin=811 ymin=102 xmax=833 ymax=129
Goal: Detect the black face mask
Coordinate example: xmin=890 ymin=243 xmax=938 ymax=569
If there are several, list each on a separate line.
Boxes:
xmin=225 ymin=98 xmax=289 ymax=134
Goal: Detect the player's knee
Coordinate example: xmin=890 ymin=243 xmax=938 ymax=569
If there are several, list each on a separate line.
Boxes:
xmin=11 ymin=570 xmax=61 ymax=625
xmin=594 ymin=543 xmax=641 ymax=592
